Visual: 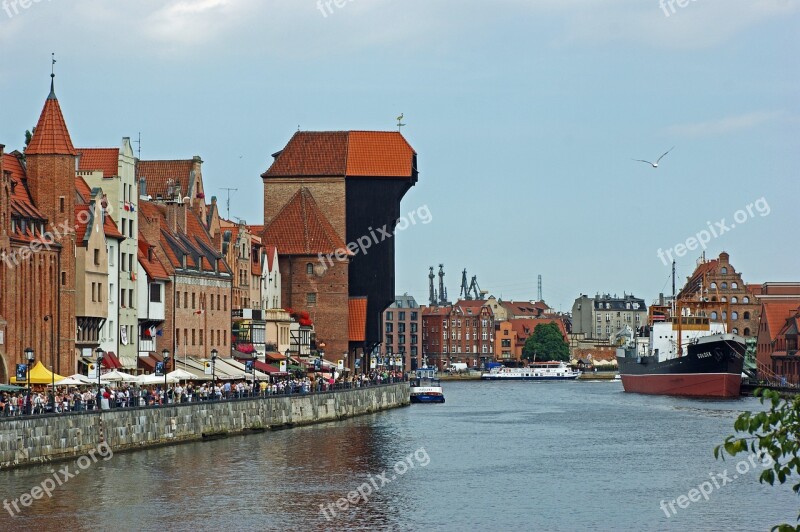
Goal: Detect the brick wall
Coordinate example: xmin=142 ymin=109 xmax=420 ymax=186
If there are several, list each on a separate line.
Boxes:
xmin=280 ymin=255 xmax=349 ymax=361
xmin=263 ymin=178 xmax=347 ymax=240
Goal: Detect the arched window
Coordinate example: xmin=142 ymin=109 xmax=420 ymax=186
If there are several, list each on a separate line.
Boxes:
xmin=731 ymin=297 xmax=738 ymax=303
xmin=731 ymin=311 xmax=738 ymax=320
xmin=721 ymin=267 xmax=728 ymax=274
xmin=722 ymin=311 xmax=727 ymax=320
xmin=732 ymin=282 xmax=738 ymax=289
xmin=732 ymin=328 xmax=739 ymax=334
xmin=711 ymin=311 xmax=718 ymax=320
xmin=711 ymin=282 xmax=717 ymax=289
xmin=744 ymin=312 xmax=750 ymax=320
xmin=721 ymin=297 xmax=727 ymax=302
xmin=711 ymin=297 xmax=717 ymax=302
xmin=743 ymin=297 xmax=750 ymax=303
xmin=744 ymin=327 xmax=751 ymax=336
xmin=306 ymin=263 xmax=314 ymax=275
xmin=721 ymin=282 xmax=728 ymax=289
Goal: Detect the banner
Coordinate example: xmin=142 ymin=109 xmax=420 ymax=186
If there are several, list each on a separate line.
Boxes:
xmin=245 ymin=360 xmax=254 ymax=374
xmin=87 ymin=363 xmax=98 ymax=380
xmin=154 ymin=361 xmax=165 ymax=377
xmin=279 ymin=360 xmax=287 ymax=373
xmin=16 ymin=364 xmax=27 ymax=381
xmin=203 ymin=362 xmax=212 ymax=375
xmin=337 ymin=359 xmax=344 ymax=370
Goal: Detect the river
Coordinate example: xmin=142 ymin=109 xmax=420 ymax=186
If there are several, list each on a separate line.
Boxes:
xmin=1 ymin=380 xmax=795 ymax=531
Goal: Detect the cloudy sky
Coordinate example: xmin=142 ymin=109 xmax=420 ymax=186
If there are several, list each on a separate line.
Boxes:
xmin=1 ymin=0 xmax=797 ymax=311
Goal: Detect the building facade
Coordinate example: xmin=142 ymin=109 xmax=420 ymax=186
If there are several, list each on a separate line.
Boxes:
xmin=422 ymin=301 xmax=495 ymax=370
xmin=572 ymin=293 xmax=647 ymax=341
xmin=382 ymin=294 xmax=422 ymax=372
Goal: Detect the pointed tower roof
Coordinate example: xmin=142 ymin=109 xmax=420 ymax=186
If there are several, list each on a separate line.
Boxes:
xmin=262 ymin=188 xmax=349 ymax=255
xmin=26 ymin=74 xmax=77 ymax=156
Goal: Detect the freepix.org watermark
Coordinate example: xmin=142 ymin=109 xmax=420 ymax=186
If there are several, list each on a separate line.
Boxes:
xmin=659 ymin=452 xmax=774 ymax=518
xmin=318 ymin=204 xmax=432 ymax=271
xmin=3 ymin=442 xmax=113 ymax=517
xmin=656 ymin=197 xmax=770 ymax=266
xmin=659 ymin=0 xmax=698 ymax=18
xmin=2 ymin=0 xmax=51 ymax=19
xmin=318 ymin=447 xmax=430 ymax=521
xmin=316 ymin=0 xmax=355 ymax=18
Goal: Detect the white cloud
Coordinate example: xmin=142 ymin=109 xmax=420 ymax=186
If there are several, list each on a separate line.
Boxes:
xmin=666 ymin=111 xmax=782 ymax=137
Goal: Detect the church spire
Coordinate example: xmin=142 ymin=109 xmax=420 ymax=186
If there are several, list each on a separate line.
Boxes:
xmin=26 ymin=58 xmax=76 ymax=156
xmin=48 ymin=53 xmax=56 ymax=100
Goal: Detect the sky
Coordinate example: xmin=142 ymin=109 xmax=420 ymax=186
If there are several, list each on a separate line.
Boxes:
xmin=1 ymin=0 xmax=798 ymax=313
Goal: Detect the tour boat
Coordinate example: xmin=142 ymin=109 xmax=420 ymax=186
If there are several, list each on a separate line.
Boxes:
xmin=480 ymin=361 xmax=580 ymax=380
xmin=410 ymin=367 xmax=445 ymax=403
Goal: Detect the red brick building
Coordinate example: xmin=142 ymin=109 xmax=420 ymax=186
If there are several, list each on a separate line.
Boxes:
xmin=422 ymin=301 xmax=495 ymax=370
xmin=0 ymin=79 xmax=78 ymax=380
xmin=261 ymin=131 xmax=418 ymax=370
xmin=756 ymin=298 xmax=800 ymax=385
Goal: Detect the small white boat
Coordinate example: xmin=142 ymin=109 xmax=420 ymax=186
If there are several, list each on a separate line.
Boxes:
xmin=410 ymin=367 xmax=445 ymax=403
xmin=480 ymin=361 xmax=580 ymax=381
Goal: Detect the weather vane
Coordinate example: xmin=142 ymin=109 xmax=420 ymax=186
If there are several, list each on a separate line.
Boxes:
xmin=397 ymin=113 xmax=405 ymax=131
xmin=51 ymin=52 xmax=56 ymax=76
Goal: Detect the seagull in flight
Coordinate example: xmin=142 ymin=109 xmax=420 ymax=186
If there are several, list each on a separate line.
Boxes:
xmin=633 ymin=146 xmax=674 ymax=168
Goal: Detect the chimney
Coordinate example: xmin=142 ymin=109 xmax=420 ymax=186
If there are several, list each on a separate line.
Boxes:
xmin=139 ymin=177 xmax=147 ymax=197
xmin=165 ymin=197 xmax=187 ymax=234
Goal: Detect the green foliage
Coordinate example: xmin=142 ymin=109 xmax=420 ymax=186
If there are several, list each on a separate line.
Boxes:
xmin=522 ymin=323 xmax=569 ymax=362
xmin=716 ymin=389 xmax=800 ymax=531
xmin=24 ymin=127 xmax=35 ymax=148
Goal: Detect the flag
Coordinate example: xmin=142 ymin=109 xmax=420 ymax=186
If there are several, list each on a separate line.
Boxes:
xmin=194 ymin=310 xmax=204 ymax=315
xmin=156 ymin=329 xmax=163 ymax=336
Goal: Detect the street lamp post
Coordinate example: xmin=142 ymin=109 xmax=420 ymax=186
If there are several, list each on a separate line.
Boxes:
xmin=162 ymin=349 xmax=170 ymax=405
xmin=24 ymin=347 xmax=34 ymax=415
xmin=210 ymin=349 xmax=218 ymax=400
xmin=95 ymin=347 xmax=104 ymax=411
xmin=284 ymin=349 xmax=291 ymax=394
xmin=44 ymin=315 xmax=55 ymax=410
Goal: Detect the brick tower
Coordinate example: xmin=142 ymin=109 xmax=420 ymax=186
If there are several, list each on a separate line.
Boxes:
xmin=24 ymin=74 xmax=78 ymax=375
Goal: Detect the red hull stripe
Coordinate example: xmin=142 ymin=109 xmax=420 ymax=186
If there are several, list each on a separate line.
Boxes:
xmin=620 ymin=373 xmax=741 ymax=398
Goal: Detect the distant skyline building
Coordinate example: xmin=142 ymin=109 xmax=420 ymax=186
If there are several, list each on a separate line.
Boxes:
xmin=381 ymin=294 xmax=421 ymax=373
xmin=572 ymin=293 xmax=647 ymax=341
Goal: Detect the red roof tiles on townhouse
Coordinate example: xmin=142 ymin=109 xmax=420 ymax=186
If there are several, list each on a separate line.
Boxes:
xmin=74 ymin=205 xmax=90 ymax=244
xmin=349 ymin=297 xmax=368 ymax=342
xmin=3 ymin=153 xmax=47 ymax=221
xmin=103 ymin=214 xmax=124 ymax=240
xmin=77 ymin=148 xmax=119 ymax=177
xmin=262 ymin=188 xmax=348 ymax=255
xmin=247 ymin=225 xmax=265 ymax=239
xmin=263 ymin=131 xmax=415 ymax=178
xmin=25 ymin=91 xmax=77 ymax=156
xmin=75 ymin=176 xmax=93 ymax=204
xmin=761 ymin=301 xmax=800 ymax=341
xmin=137 ymin=231 xmax=170 ymax=281
xmin=137 ymin=160 xmax=195 ymax=199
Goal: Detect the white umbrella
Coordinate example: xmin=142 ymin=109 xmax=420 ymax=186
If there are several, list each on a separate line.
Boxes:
xmin=167 ymin=368 xmax=196 ymax=381
xmin=54 ymin=377 xmax=87 ymax=386
xmin=138 ymin=374 xmax=179 ymax=385
xmin=100 ymin=369 xmax=131 ymax=382
xmin=65 ymin=373 xmax=94 ymax=384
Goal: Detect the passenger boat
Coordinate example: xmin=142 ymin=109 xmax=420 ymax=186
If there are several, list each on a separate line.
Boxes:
xmin=480 ymin=361 xmax=580 ymax=380
xmin=409 ymin=367 xmax=445 ymax=403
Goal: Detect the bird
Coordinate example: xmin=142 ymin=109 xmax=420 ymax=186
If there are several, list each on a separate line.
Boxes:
xmin=633 ymin=146 xmax=674 ymax=168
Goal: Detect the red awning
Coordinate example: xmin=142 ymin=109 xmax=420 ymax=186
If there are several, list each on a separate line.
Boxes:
xmin=101 ymin=352 xmax=123 ymax=369
xmin=138 ymin=355 xmax=157 ymax=372
xmin=253 ymin=360 xmax=282 ymax=374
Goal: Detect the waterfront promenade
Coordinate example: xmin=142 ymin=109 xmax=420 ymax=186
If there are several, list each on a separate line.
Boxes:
xmin=0 ymin=381 xmax=410 ymax=470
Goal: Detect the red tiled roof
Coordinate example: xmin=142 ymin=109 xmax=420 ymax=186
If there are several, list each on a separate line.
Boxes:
xmin=137 ymin=231 xmax=170 ymax=281
xmin=78 ymin=148 xmax=119 ymax=177
xmin=247 ymin=225 xmax=265 ymax=238
xmin=346 ymin=131 xmax=415 ymax=177
xmin=75 ymin=176 xmax=92 ymax=203
xmin=502 ymin=301 xmax=545 ymax=317
xmin=137 ymin=160 xmax=195 ymax=199
xmin=262 ymin=188 xmax=348 ymax=255
xmin=103 ymin=213 xmax=124 ymax=240
xmin=510 ymin=318 xmax=568 ymax=341
xmin=349 ymin=297 xmax=368 ymax=342
xmin=3 ymin=153 xmax=47 ymax=221
xmin=74 ymin=205 xmax=90 ymax=244
xmin=263 ymin=131 xmax=415 ymax=178
xmin=26 ymin=90 xmax=77 ymax=156
xmin=760 ymin=301 xmax=800 ymax=340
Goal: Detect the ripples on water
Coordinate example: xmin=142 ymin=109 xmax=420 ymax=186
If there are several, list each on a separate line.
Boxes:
xmin=1 ymin=381 xmax=795 ymax=531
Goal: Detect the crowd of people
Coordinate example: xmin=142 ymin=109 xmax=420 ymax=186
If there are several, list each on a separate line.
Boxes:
xmin=0 ymin=370 xmax=407 ymax=417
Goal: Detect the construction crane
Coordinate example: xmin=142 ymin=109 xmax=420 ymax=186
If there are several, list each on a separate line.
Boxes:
xmin=460 ymin=269 xmax=472 ymax=300
xmin=468 ymin=275 xmax=484 ymax=300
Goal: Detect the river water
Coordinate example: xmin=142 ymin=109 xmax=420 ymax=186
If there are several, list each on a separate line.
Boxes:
xmin=1 ymin=380 xmax=795 ymax=531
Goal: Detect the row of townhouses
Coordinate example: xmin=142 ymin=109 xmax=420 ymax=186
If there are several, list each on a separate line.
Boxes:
xmin=0 ymin=77 xmax=418 ymax=381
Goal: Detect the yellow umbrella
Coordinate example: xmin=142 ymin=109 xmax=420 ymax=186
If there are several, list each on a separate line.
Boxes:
xmin=10 ymin=361 xmax=66 ymax=384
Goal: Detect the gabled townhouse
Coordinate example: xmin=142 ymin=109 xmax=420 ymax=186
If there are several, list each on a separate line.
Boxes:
xmin=136 ymin=231 xmax=170 ymax=365
xmin=77 ymin=139 xmax=139 ymax=367
xmin=138 ymin=191 xmax=232 ymax=371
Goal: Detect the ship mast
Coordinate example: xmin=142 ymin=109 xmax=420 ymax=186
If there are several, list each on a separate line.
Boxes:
xmin=674 ymin=260 xmax=683 ymax=358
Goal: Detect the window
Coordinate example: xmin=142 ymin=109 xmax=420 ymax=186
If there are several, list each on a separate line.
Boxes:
xmin=224 ymin=295 xmax=227 ymax=311
xmin=217 ymin=294 xmax=221 ymax=310
xmin=176 ymin=292 xmax=180 ymax=308
xmin=399 ymin=323 xmax=406 ymax=333
xmin=121 ymin=289 xmax=126 ymax=307
xmin=731 ymin=312 xmax=739 ymax=320
xmin=176 ymin=328 xmax=180 ymax=346
xmin=94 ymin=249 xmax=100 ymax=265
xmin=184 ymin=329 xmax=188 ymax=346
xmin=731 ymin=297 xmax=738 ymax=303
xmin=721 ymin=282 xmax=728 ymax=289
xmin=224 ymin=332 xmax=227 ymax=346
xmin=411 ymin=335 xmax=418 ymax=345
xmin=744 ymin=328 xmax=751 ymax=336
xmin=732 ymin=282 xmax=738 ymax=289
xmin=98 ymin=283 xmax=102 ymax=302
xmin=91 ymin=282 xmax=96 ymax=302
xmin=192 ymin=329 xmax=196 ymax=346
xmin=743 ymin=297 xmax=750 ymax=304
xmin=199 ymin=330 xmax=203 ymax=346
xmin=59 ymin=197 xmax=65 ymax=213
xmin=744 ymin=312 xmax=750 ymax=320
xmin=211 ymin=295 xmax=214 ymax=311
xmin=108 ymin=245 xmax=114 ymax=266
xmin=307 ymin=293 xmax=317 ymax=305
xmin=145 ymin=283 xmax=159 ymax=303
xmin=411 ymin=323 xmax=418 ymax=333
xmin=306 ymin=263 xmax=314 ymax=275
xmin=721 ymin=267 xmax=728 ymax=274
xmin=192 ymin=292 xmax=196 ymax=309
xmin=184 ymin=292 xmax=188 ymax=308
xmin=386 ymin=323 xmax=393 ymax=333
xmin=399 ymin=311 xmax=406 ymax=321
xmin=386 ymin=311 xmax=393 ymax=321
xmin=411 ymin=312 xmax=418 ymax=321
xmin=711 ymin=282 xmax=717 ymax=289
xmin=129 ymin=289 xmax=134 ymax=307
xmin=732 ymin=328 xmax=738 ymax=334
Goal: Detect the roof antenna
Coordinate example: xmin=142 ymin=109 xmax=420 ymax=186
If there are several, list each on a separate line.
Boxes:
xmin=396 ymin=113 xmax=405 ymax=131
xmin=134 ymin=132 xmax=142 ymax=159
xmin=220 ymin=187 xmax=238 ymax=220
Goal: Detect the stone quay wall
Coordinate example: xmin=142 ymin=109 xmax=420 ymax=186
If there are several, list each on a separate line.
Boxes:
xmin=0 ymin=383 xmax=409 ymax=470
